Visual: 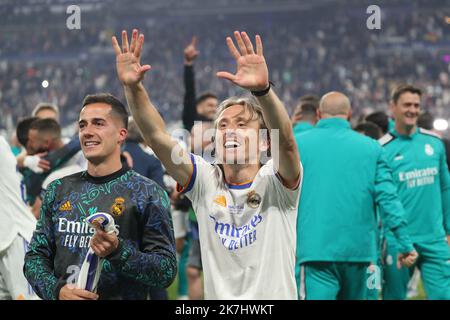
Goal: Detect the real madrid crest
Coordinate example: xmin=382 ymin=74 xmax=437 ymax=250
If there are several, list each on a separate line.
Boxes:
xmin=425 ymin=144 xmax=434 ymax=156
xmin=110 ymin=197 xmax=125 ymax=217
xmin=246 ymin=191 xmax=261 ymax=209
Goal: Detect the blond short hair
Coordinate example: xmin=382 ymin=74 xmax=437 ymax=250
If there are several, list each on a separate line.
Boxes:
xmin=31 ymin=102 xmax=59 ymax=119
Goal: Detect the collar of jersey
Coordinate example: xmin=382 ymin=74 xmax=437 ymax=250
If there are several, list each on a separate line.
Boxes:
xmin=390 ymin=127 xmax=419 ymax=140
xmin=316 ymin=118 xmax=350 ymax=129
xmin=226 ymin=180 xmax=253 ymax=189
xmin=293 ymin=121 xmax=314 ymax=133
xmin=83 ymin=165 xmax=129 ymax=184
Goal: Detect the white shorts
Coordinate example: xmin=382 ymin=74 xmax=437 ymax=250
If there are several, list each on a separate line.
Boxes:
xmin=0 ymin=235 xmax=38 ymax=300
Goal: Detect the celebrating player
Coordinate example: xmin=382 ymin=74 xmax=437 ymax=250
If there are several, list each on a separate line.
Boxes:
xmin=112 ymin=29 xmax=301 ymax=299
xmin=0 ymin=136 xmax=37 ymax=300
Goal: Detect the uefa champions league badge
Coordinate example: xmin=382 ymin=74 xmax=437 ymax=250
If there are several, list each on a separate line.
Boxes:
xmin=246 ymin=191 xmax=261 ymax=209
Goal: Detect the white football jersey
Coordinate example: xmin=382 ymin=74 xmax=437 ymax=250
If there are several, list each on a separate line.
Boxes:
xmin=180 ymin=154 xmax=302 ymax=299
xmin=0 ymin=136 xmax=36 ymax=252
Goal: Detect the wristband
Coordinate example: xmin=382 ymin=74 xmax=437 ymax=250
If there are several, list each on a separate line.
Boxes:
xmin=251 ymin=81 xmax=273 ymax=97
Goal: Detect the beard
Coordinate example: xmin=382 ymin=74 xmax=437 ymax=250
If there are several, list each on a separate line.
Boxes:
xmin=29 ymin=146 xmax=48 ymax=155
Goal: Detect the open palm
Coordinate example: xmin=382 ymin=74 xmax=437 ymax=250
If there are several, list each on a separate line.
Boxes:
xmin=112 ymin=30 xmax=151 ymax=86
xmin=217 ymin=31 xmax=269 ymax=92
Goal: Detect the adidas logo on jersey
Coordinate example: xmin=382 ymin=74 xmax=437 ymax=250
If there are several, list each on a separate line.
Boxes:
xmin=214 ymin=196 xmax=227 ymax=207
xmin=59 ymin=201 xmax=72 ymax=211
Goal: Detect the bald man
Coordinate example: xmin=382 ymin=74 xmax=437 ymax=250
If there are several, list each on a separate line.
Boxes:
xmin=295 ymin=92 xmax=417 ymax=300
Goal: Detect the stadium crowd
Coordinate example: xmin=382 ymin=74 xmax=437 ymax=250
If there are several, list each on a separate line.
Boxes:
xmin=0 ymin=0 xmax=449 ymax=135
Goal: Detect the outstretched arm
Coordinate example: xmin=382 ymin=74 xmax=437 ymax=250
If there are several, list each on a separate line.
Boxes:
xmin=112 ymin=29 xmax=192 ymax=187
xmin=217 ymin=31 xmax=300 ymax=188
xmin=375 ymin=149 xmax=418 ymax=267
xmin=183 ymin=36 xmax=199 ymax=131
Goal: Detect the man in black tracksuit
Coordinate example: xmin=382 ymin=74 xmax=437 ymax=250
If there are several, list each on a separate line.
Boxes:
xmin=24 ymin=93 xmax=177 ymax=300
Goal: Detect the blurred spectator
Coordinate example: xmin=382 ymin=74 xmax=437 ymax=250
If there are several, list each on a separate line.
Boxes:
xmin=354 ymin=122 xmax=383 ymax=140
xmin=31 ymin=102 xmax=59 ymax=121
xmin=292 ymin=94 xmax=320 ymax=135
xmin=365 ymin=111 xmax=390 ymax=135
xmin=0 ymin=1 xmax=448 ymax=138
xmin=418 ymin=111 xmax=450 ymax=171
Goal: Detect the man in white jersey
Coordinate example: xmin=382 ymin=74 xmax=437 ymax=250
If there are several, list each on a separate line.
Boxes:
xmin=112 ymin=29 xmax=302 ymax=299
xmin=0 ymin=136 xmax=37 ymax=300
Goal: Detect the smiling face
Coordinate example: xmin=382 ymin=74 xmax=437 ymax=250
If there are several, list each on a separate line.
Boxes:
xmin=78 ymin=103 xmax=127 ymax=165
xmin=391 ymin=91 xmax=421 ymax=130
xmin=215 ymin=104 xmax=267 ymax=165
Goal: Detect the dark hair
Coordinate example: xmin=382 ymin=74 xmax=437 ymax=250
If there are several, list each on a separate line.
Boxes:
xmin=365 ymin=111 xmax=389 ymax=134
xmin=418 ymin=111 xmax=434 ymax=130
xmin=196 ymin=92 xmax=217 ymax=106
xmin=82 ymin=93 xmax=129 ymax=129
xmin=299 ymin=94 xmax=320 ymax=104
xmin=354 ymin=122 xmax=383 ymax=140
xmin=16 ymin=117 xmax=38 ymax=147
xmin=293 ymin=95 xmax=320 ymax=116
xmin=391 ymin=85 xmax=422 ymax=104
xmin=29 ymin=118 xmax=61 ymax=139
xmin=299 ymin=102 xmax=318 ymax=116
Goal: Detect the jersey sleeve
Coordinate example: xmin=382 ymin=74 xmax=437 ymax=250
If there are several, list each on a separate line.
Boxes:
xmin=263 ymin=159 xmax=303 ymax=211
xmin=439 ymin=142 xmax=450 ymax=235
xmin=374 ymin=148 xmax=414 ymax=253
xmin=105 ymin=184 xmax=177 ymax=288
xmin=23 ymin=180 xmax=62 ymax=300
xmin=176 ymin=153 xmax=216 ymax=206
xmin=182 ymin=65 xmax=197 ymax=132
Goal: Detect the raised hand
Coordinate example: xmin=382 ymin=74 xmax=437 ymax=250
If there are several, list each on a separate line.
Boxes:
xmin=217 ymin=31 xmax=269 ymax=92
xmin=112 ymin=29 xmax=151 ymax=87
xmin=184 ymin=36 xmax=199 ymax=65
